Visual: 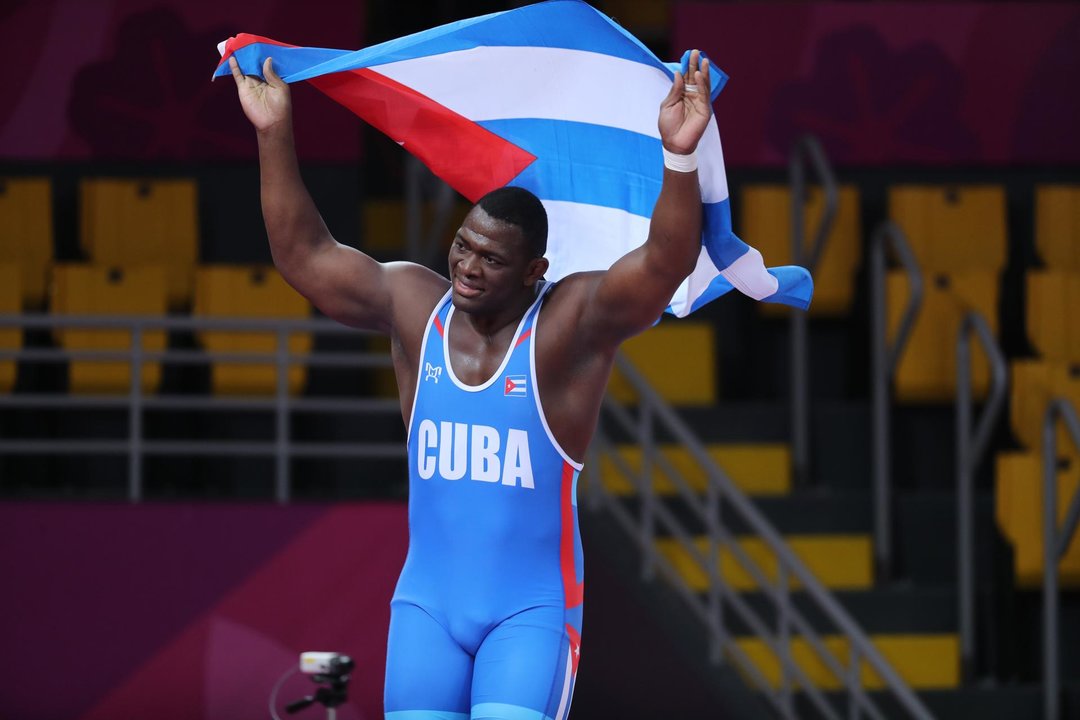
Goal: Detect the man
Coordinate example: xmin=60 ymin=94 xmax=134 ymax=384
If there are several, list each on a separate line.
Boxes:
xmin=229 ymin=47 xmax=712 ymax=720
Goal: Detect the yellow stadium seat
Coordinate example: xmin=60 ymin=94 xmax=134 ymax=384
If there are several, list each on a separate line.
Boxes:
xmin=739 ymin=184 xmax=861 ymax=316
xmin=0 ymin=263 xmax=22 ymax=392
xmin=887 ymin=270 xmax=999 ymax=402
xmin=995 ymin=451 xmax=1080 ymax=588
xmin=601 ymin=0 xmax=669 ymax=37
xmin=607 ymin=320 xmax=715 ymax=405
xmin=1009 ymin=360 xmax=1080 ymax=451
xmin=51 ymin=264 xmax=167 ymax=394
xmin=1026 ymin=271 xmax=1080 ymax=363
xmin=80 ymin=178 xmax=198 ymax=308
xmin=194 ymin=265 xmax=311 ymax=395
xmin=888 ymin=185 xmax=1006 ymax=272
xmin=1035 ymin=185 xmax=1080 ymax=270
xmin=361 ymin=198 xmax=471 ymax=253
xmin=0 ymin=177 xmax=53 ymax=308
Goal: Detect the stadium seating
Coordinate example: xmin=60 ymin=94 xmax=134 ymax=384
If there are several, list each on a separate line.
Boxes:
xmin=80 ymin=178 xmax=198 ymax=309
xmin=1026 ymin=270 xmax=1080 ymax=362
xmin=1034 ymin=184 xmax=1080 ymax=269
xmin=362 ymin=198 xmax=470 ymax=254
xmin=607 ymin=320 xmax=716 ymax=405
xmin=887 ymin=270 xmax=999 ymax=402
xmin=0 ymin=263 xmax=21 ymax=392
xmin=888 ymin=184 xmax=1007 ymax=272
xmin=1010 ymin=360 xmax=1080 ymax=451
xmin=193 ymin=265 xmax=312 ymax=395
xmin=0 ymin=177 xmax=53 ymax=308
xmin=51 ymin=264 xmax=167 ymax=394
xmin=995 ymin=451 xmax=1080 ymax=588
xmin=739 ymin=184 xmax=862 ymax=316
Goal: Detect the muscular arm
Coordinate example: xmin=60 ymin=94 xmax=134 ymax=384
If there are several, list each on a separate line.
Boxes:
xmin=231 ymin=57 xmax=446 ymax=332
xmin=577 ymin=50 xmax=713 ymax=347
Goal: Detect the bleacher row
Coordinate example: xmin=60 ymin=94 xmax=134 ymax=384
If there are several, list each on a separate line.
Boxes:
xmin=0 ymin=177 xmax=312 ymax=395
xmin=2 ymin=176 xmax=1079 ymax=589
xmin=621 ymin=181 xmax=1080 ymax=598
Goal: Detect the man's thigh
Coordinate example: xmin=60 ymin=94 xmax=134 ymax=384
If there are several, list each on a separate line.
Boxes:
xmin=385 ymin=601 xmax=472 ymax=720
xmin=471 ymin=606 xmax=578 ymax=720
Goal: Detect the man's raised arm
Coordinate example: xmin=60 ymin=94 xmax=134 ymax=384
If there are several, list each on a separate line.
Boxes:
xmin=579 ymin=50 xmax=713 ymax=345
xmin=229 ymin=56 xmax=442 ymax=332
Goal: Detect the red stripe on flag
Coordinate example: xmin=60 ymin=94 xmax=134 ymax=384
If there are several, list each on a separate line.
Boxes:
xmin=559 ymin=461 xmax=584 ymax=609
xmin=308 ymin=68 xmax=536 ymax=202
xmin=215 ymin=34 xmax=297 ymax=72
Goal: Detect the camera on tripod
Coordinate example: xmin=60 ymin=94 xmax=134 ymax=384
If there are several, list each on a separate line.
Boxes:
xmin=285 ymin=652 xmax=355 ymax=719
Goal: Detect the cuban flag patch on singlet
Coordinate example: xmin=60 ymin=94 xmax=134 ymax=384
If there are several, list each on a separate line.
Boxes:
xmin=504 ymin=375 xmax=527 ymax=397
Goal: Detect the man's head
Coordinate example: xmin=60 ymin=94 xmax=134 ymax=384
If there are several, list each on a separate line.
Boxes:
xmin=476 ymin=186 xmax=547 ymax=259
xmin=448 ymin=187 xmax=549 ymax=315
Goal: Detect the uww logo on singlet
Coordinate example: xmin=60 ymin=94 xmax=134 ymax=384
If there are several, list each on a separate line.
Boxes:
xmin=415 ymin=419 xmax=534 ymax=489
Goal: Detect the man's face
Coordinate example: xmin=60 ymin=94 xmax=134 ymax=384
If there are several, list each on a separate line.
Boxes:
xmin=448 ymin=205 xmax=539 ymax=314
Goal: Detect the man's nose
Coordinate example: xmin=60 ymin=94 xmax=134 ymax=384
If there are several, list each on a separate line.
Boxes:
xmin=461 ymin=253 xmax=481 ymax=276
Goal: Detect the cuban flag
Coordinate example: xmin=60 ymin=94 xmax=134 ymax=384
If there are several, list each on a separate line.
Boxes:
xmin=504 ymin=375 xmax=528 ymax=397
xmin=213 ymin=0 xmax=812 ymax=316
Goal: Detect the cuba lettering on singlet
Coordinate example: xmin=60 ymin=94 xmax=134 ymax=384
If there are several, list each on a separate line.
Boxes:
xmin=414 ymin=419 xmax=534 ymax=487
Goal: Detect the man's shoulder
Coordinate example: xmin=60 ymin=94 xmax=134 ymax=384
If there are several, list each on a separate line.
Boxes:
xmin=542 ymin=270 xmax=604 ymax=308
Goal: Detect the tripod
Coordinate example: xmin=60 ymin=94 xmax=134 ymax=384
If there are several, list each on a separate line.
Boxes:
xmin=284 ymin=656 xmax=354 ymax=720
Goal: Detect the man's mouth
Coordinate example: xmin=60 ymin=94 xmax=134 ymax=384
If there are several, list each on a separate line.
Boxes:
xmin=454 ymin=277 xmax=482 ymax=298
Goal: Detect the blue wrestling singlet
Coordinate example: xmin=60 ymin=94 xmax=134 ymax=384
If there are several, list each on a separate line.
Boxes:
xmin=385 ymin=283 xmax=585 ymax=720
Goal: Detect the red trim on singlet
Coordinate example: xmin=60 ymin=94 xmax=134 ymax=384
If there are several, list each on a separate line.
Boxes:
xmin=434 ymin=315 xmax=444 ymax=337
xmin=514 ymin=327 xmax=532 ymax=348
xmin=565 ymin=624 xmax=582 ymax=674
xmin=560 ymin=461 xmax=584 ymax=609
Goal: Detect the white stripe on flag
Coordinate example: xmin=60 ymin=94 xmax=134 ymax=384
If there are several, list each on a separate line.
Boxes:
xmin=720 ymin=245 xmax=780 ymax=300
xmin=371 ymin=46 xmax=671 ymax=138
xmin=541 ymin=200 xmax=650 ymax=280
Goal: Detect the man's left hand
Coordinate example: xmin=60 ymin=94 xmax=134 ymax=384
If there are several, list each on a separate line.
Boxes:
xmin=658 ymin=49 xmax=713 ymax=156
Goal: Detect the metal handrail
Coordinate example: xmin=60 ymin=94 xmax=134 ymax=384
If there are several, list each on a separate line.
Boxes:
xmin=790 ymin=134 xmax=839 ymax=488
xmin=1042 ymin=398 xmax=1080 ymax=720
xmin=0 ymin=313 xmax=397 ymax=503
xmin=870 ymin=221 xmax=923 ymax=581
xmin=954 ymin=311 xmax=1007 ymax=682
xmin=590 ymin=353 xmax=934 ymax=719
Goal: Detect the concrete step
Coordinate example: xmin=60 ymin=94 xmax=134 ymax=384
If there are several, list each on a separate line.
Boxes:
xmin=732 ymin=632 xmax=959 ymax=691
xmin=655 ymin=534 xmax=872 ymax=592
xmin=718 ymin=584 xmax=956 ymax=636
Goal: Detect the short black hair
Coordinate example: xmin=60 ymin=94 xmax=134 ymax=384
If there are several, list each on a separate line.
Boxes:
xmin=476 ymin=186 xmax=547 ymax=258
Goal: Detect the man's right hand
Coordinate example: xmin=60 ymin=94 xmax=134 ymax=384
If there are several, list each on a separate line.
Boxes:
xmin=229 ymin=56 xmax=291 ymax=134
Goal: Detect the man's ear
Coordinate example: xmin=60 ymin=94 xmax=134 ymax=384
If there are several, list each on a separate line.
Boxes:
xmin=525 ymin=256 xmax=549 ymax=285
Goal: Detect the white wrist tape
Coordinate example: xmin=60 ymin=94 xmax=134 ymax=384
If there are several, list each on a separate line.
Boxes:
xmin=662 ymin=147 xmax=698 ymax=173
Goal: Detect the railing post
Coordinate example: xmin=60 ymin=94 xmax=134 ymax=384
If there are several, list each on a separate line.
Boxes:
xmin=640 ymin=399 xmax=655 ymax=581
xmin=275 ymin=325 xmax=290 ymax=504
xmin=706 ymin=480 xmax=725 ymax=664
xmin=956 ymin=312 xmax=1007 ymax=683
xmin=870 ymin=221 xmax=922 ymax=582
xmin=777 ymin=564 xmax=793 ymax=717
xmin=956 ymin=318 xmax=976 ymax=683
xmin=128 ymin=321 xmax=144 ymax=503
xmin=1043 ymin=399 xmax=1080 ymax=720
xmin=789 ymin=135 xmax=837 ymax=488
xmin=848 ymin=643 xmax=861 ymax=720
xmin=870 ymin=225 xmax=891 ymax=582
